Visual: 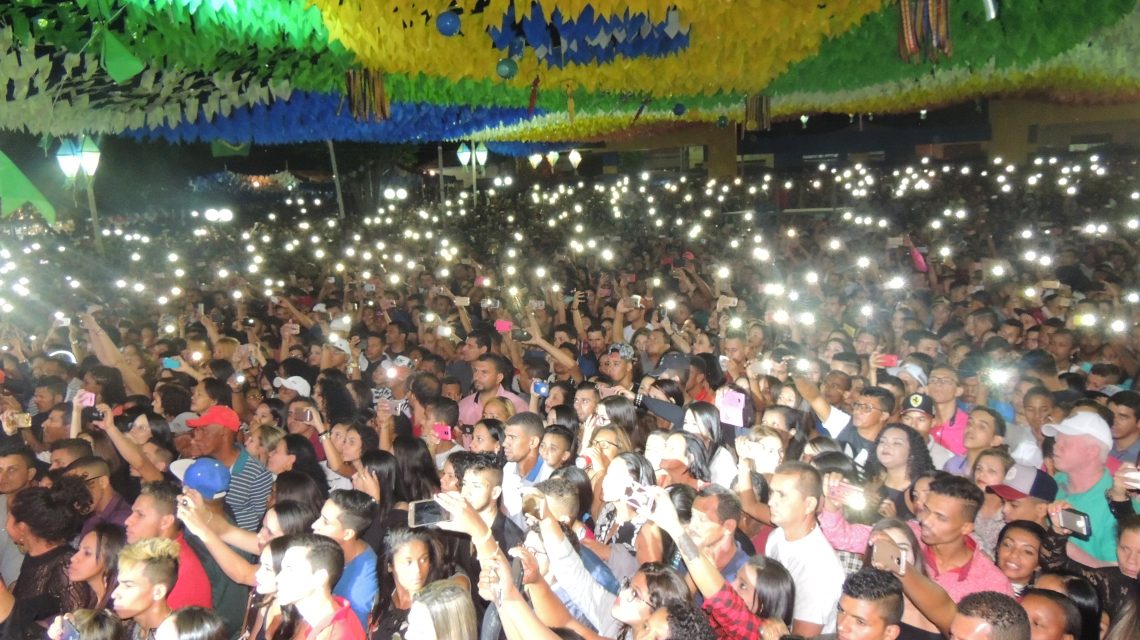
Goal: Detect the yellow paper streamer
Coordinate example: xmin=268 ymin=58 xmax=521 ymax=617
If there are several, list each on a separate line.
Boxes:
xmin=309 ymin=0 xmax=886 ymax=97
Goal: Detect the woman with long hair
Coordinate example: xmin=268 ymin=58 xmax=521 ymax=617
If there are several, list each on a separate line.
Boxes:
xmin=1035 ymin=572 xmax=1102 ymax=640
xmin=469 ymin=419 xmax=505 ymax=455
xmin=313 ymin=377 xmax=357 ymax=426
xmin=862 ymin=424 xmax=935 ymax=521
xmin=246 ymin=425 xmax=286 ymax=468
xmin=67 ymin=522 xmax=126 ymax=610
xmin=658 ymin=431 xmax=711 ymax=490
xmin=994 ymin=520 xmax=1046 ymax=598
xmin=609 ymin=562 xmax=690 ymax=640
xmin=683 ymin=401 xmax=737 ymax=488
xmin=0 ymin=476 xmax=92 ymax=635
xmin=270 ymin=471 xmax=326 ymax=515
xmin=598 ymin=395 xmax=648 ymax=453
xmin=85 ymin=365 xmax=129 ymax=408
xmin=249 ymin=398 xmax=287 ymax=431
xmin=392 ymin=435 xmax=440 ymax=503
xmin=265 ymin=434 xmax=329 ymax=501
xmin=404 ymin=579 xmax=477 ymax=640
xmin=235 ymin=536 xmax=297 ymax=640
xmin=354 ymin=450 xmax=410 ymax=561
xmin=370 ymin=529 xmax=450 ymax=640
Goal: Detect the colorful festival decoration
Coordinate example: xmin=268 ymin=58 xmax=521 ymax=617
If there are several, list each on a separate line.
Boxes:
xmin=0 ymin=0 xmax=1137 ymax=145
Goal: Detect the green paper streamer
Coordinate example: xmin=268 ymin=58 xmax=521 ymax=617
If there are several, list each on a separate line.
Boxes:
xmin=0 ymin=151 xmax=56 ymax=224
xmin=101 ymin=32 xmax=145 ymax=84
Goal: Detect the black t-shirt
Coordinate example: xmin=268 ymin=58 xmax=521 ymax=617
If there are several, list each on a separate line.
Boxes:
xmin=837 ymin=424 xmax=877 ymax=474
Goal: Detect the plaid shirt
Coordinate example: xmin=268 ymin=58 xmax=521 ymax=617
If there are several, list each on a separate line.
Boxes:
xmin=702 ymin=583 xmax=763 ymax=640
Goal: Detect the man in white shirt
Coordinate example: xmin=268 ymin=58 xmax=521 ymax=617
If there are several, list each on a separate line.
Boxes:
xmin=766 ymin=461 xmax=845 ymax=636
xmin=500 ymin=412 xmax=552 ymax=527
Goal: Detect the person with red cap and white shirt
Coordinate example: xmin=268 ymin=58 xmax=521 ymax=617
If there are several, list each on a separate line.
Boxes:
xmin=186 ymin=405 xmax=273 ymax=532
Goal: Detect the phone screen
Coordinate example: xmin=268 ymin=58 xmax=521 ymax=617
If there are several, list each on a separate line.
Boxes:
xmin=60 ymin=620 xmax=80 ymax=640
xmin=409 ymin=499 xmax=452 ymax=528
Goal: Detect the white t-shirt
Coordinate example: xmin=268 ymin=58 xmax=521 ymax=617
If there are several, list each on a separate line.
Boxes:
xmin=927 ymin=438 xmax=954 ymax=470
xmin=765 ymin=524 xmax=845 ymax=633
xmin=821 ymin=406 xmax=852 ymax=438
xmin=709 ymin=447 xmax=738 ymax=489
xmin=1006 ymin=422 xmax=1044 ymax=468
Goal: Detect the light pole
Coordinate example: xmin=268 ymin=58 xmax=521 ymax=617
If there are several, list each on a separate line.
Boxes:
xmin=457 ymin=141 xmax=489 ymax=207
xmin=56 ymin=136 xmax=104 ymax=255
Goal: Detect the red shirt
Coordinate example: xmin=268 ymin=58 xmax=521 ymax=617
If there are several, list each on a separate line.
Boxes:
xmin=302 ymin=596 xmax=366 ymax=640
xmin=694 ymin=387 xmax=715 ymax=404
xmin=168 ymin=533 xmax=212 ymax=610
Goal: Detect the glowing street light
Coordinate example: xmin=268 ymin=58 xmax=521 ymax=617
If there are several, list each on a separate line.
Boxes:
xmin=56 ymin=136 xmax=104 ymax=254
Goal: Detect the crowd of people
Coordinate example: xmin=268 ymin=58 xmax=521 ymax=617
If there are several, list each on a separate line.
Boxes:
xmin=0 ymin=151 xmax=1138 ymax=640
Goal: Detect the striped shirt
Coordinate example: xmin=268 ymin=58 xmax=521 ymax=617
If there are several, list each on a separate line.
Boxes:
xmin=224 ymin=448 xmax=273 ymax=531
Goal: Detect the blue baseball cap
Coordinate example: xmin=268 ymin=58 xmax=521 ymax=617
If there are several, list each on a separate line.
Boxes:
xmin=171 ymin=457 xmax=230 ymax=500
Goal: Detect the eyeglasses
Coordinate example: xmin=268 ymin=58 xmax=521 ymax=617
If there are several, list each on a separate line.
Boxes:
xmin=594 ymin=440 xmax=617 ymax=450
xmin=619 ymin=578 xmax=649 ymax=606
xmin=83 ymin=474 xmax=105 ymax=486
xmin=928 ymin=376 xmax=958 ymax=387
xmin=851 ymin=402 xmax=883 ymax=414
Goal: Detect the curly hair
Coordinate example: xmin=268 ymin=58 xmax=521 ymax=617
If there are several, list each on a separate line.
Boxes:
xmin=863 ymin=423 xmax=935 ymax=484
xmin=10 ymin=475 xmax=92 ymax=544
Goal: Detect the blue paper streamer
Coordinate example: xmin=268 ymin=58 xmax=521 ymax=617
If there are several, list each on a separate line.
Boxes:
xmin=487 ymin=2 xmax=690 ymax=69
xmin=124 ymin=92 xmax=544 ymax=145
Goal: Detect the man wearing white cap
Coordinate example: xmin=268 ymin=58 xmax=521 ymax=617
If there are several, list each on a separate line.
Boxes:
xmin=1044 ymin=412 xmax=1118 ymax=562
xmin=273 ymin=375 xmax=311 ymax=404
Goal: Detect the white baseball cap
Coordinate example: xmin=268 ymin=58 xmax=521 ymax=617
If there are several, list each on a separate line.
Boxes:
xmin=273 ymin=375 xmax=311 ymax=398
xmin=1042 ymin=412 xmax=1112 ymax=449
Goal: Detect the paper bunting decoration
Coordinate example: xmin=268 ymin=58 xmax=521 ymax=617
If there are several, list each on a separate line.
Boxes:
xmin=0 ymin=151 xmax=56 ymax=224
xmin=101 ymin=32 xmax=145 ymax=84
xmin=0 ymin=0 xmax=1139 ymax=145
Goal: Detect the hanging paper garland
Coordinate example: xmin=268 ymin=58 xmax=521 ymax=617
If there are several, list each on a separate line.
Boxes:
xmin=125 ymin=92 xmax=544 ymax=145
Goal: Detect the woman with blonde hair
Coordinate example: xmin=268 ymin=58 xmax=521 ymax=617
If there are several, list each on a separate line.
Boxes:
xmin=246 ymin=425 xmax=285 ymax=467
xmin=404 ymin=579 xmax=477 ymax=640
xmin=481 ymin=396 xmax=516 ymax=423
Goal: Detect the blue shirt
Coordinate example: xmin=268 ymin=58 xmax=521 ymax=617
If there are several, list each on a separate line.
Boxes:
xmin=334 ymin=545 xmax=379 ymax=628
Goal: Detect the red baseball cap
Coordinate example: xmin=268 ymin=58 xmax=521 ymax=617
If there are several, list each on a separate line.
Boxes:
xmin=186 ymin=406 xmax=241 ymax=432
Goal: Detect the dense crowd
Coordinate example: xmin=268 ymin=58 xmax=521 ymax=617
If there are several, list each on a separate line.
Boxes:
xmin=0 ymin=152 xmax=1138 ymax=640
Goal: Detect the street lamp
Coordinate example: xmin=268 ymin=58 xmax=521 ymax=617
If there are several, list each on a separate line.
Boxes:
xmin=56 ymin=136 xmax=103 ymax=255
xmin=568 ymin=149 xmax=582 ymax=173
xmin=457 ymin=141 xmax=489 ymax=206
xmin=545 ymin=150 xmax=560 ymax=167
xmin=528 ymin=153 xmax=543 ymax=169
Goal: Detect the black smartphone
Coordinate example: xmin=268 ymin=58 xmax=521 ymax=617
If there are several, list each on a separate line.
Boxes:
xmin=1051 ymin=508 xmax=1092 ymax=540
